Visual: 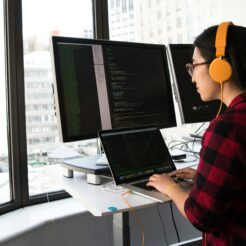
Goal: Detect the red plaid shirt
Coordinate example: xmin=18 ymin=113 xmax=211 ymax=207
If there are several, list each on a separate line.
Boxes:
xmin=185 ymin=93 xmax=246 ymax=246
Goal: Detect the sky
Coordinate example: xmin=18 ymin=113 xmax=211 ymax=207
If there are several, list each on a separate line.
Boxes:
xmin=22 ymin=0 xmax=93 ymax=38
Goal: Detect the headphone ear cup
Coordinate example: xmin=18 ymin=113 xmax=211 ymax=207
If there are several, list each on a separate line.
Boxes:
xmin=209 ymin=58 xmax=232 ymax=83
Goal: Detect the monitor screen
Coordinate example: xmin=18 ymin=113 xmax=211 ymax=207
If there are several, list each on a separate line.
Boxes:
xmin=52 ymin=37 xmax=176 ymax=142
xmin=168 ymin=44 xmax=225 ymax=124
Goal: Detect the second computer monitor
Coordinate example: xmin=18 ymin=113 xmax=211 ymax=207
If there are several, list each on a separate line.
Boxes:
xmin=52 ymin=37 xmax=177 ymax=142
xmin=168 ymin=44 xmax=225 ymax=124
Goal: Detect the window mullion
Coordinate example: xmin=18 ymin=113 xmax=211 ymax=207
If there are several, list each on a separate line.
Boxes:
xmin=93 ymin=0 xmax=109 ymax=39
xmin=6 ymin=0 xmax=29 ymax=207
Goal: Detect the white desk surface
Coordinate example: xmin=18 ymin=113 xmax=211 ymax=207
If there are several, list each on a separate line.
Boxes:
xmin=47 ymin=161 xmax=198 ymax=217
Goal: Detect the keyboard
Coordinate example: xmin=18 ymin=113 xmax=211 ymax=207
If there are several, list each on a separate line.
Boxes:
xmin=132 ymin=180 xmax=155 ymax=191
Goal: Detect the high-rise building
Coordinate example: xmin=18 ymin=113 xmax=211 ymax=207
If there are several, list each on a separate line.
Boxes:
xmin=134 ymin=0 xmax=221 ymax=44
xmin=134 ymin=0 xmax=246 ymax=44
xmin=24 ymin=50 xmax=59 ymax=154
xmin=108 ymin=0 xmax=136 ymax=41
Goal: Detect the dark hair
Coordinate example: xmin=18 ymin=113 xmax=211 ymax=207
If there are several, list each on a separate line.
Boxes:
xmin=194 ymin=24 xmax=246 ymax=89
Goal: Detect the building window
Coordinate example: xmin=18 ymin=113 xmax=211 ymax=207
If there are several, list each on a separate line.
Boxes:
xmin=110 ymin=0 xmax=114 ymax=9
xmin=122 ymin=0 xmax=127 ymax=13
xmin=129 ymin=0 xmax=134 ymax=11
xmin=186 ymin=0 xmax=193 ymax=7
xmin=116 ymin=0 xmax=120 ymax=8
xmin=177 ymin=17 xmax=182 ymax=28
xmin=148 ymin=0 xmax=153 ymax=8
xmin=167 ymin=21 xmax=172 ymax=32
xmin=177 ymin=33 xmax=182 ymax=43
xmin=176 ymin=1 xmax=182 ymax=12
xmin=166 ymin=5 xmax=172 ymax=16
xmin=186 ymin=14 xmax=192 ymax=25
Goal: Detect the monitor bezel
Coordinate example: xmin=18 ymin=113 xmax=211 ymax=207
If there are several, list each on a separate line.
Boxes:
xmin=168 ymin=43 xmax=224 ymax=124
xmin=52 ymin=36 xmax=177 ymax=142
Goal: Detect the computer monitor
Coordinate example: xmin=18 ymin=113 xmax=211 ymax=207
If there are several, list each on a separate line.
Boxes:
xmin=168 ymin=44 xmax=225 ymax=124
xmin=51 ymin=37 xmax=177 ymax=142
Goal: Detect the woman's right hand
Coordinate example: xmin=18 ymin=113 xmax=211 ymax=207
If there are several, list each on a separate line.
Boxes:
xmin=169 ymin=167 xmax=196 ymax=181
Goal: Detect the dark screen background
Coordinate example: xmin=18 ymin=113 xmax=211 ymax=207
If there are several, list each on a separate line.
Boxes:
xmin=56 ymin=44 xmax=102 ymax=141
xmin=170 ymin=44 xmax=225 ymax=123
xmin=104 ymin=45 xmax=176 ymax=129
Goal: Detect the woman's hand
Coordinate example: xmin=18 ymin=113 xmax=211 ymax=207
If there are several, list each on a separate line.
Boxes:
xmin=147 ymin=173 xmax=177 ymax=195
xmin=168 ymin=168 xmax=196 ymax=181
xmin=147 ymin=172 xmax=190 ymax=218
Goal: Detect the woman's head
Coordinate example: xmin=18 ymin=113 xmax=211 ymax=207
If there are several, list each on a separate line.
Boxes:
xmin=192 ymin=24 xmax=246 ymax=101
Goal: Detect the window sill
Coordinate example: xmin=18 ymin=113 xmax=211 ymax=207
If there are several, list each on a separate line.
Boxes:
xmin=0 ymin=198 xmax=88 ymax=244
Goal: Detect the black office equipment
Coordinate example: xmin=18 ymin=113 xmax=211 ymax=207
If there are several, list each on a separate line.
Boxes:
xmin=52 ymin=37 xmax=177 ymax=142
xmin=168 ymin=44 xmax=225 ymax=124
xmin=99 ymin=125 xmax=192 ymax=202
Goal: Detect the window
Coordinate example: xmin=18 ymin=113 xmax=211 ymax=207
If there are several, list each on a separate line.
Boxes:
xmin=129 ymin=0 xmax=133 ymax=11
xmin=176 ymin=1 xmax=182 ymax=11
xmin=166 ymin=5 xmax=172 ymax=16
xmin=0 ymin=1 xmax=11 ymax=205
xmin=148 ymin=0 xmax=153 ymax=8
xmin=177 ymin=17 xmax=182 ymax=28
xmin=167 ymin=21 xmax=172 ymax=32
xmin=186 ymin=14 xmax=193 ymax=25
xmin=110 ymin=0 xmax=114 ymax=9
xmin=177 ymin=33 xmax=183 ymax=43
xmin=186 ymin=0 xmax=193 ymax=7
xmin=22 ymin=0 xmax=94 ymax=197
xmin=122 ymin=0 xmax=127 ymax=13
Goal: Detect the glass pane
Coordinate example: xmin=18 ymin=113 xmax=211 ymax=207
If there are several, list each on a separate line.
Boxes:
xmin=0 ymin=1 xmax=11 ymax=204
xmin=22 ymin=0 xmax=94 ymax=196
xmin=109 ymin=0 xmax=246 ymax=46
xmin=108 ymin=0 xmax=246 ymax=141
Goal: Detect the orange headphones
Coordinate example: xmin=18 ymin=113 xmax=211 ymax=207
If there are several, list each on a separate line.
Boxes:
xmin=209 ymin=21 xmax=233 ymax=83
xmin=208 ymin=21 xmax=233 ymax=117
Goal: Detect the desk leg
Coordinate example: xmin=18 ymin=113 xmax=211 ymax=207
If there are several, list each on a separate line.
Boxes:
xmin=113 ymin=212 xmax=130 ymax=246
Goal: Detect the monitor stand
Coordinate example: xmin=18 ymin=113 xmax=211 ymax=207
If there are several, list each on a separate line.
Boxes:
xmin=61 ymin=154 xmax=111 ymax=184
xmin=61 ymin=139 xmax=110 ymax=184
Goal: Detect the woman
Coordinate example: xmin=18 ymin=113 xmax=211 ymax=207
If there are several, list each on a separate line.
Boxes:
xmin=147 ymin=23 xmax=246 ymax=245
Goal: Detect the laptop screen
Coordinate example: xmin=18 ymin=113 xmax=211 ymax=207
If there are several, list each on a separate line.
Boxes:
xmin=99 ymin=126 xmax=176 ymax=185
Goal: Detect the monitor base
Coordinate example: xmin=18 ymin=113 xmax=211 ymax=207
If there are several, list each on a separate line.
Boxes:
xmin=61 ymin=155 xmax=111 ymax=184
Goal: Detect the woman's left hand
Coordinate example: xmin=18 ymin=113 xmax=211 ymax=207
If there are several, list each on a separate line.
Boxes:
xmin=146 ymin=173 xmax=177 ymax=194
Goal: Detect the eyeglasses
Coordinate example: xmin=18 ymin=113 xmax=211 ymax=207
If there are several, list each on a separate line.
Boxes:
xmin=186 ymin=62 xmax=210 ymax=76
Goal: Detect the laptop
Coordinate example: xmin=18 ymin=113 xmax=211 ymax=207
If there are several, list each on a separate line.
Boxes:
xmin=98 ymin=125 xmax=191 ymax=202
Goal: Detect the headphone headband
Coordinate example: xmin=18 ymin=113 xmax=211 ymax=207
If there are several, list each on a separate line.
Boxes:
xmin=215 ymin=21 xmax=233 ymax=57
xmin=209 ymin=21 xmax=233 ymax=83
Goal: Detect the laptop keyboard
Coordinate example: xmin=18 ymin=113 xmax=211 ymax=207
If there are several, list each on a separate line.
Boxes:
xmin=132 ymin=181 xmax=155 ymax=191
xmin=132 ymin=177 xmax=183 ymax=191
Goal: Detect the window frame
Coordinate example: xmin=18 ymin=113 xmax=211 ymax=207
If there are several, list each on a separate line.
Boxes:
xmin=0 ymin=0 xmax=109 ymax=215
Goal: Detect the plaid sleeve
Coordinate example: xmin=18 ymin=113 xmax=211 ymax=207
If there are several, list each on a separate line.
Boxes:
xmin=184 ymin=119 xmax=245 ymax=232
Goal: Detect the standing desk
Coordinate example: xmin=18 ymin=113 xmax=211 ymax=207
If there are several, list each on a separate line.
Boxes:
xmin=47 ymin=161 xmax=198 ymax=246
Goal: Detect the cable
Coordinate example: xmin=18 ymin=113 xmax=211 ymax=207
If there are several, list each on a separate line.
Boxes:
xmin=216 ymin=83 xmax=224 ymax=117
xmin=169 ymin=140 xmax=200 ymax=161
xmin=156 ymin=204 xmax=169 ymax=246
xmin=194 ymin=122 xmax=206 ymax=134
xmin=170 ymin=202 xmax=180 ymax=243
xmin=121 ymin=190 xmax=145 ymax=246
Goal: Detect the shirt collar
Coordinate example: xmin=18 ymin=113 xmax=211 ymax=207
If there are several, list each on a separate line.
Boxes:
xmin=228 ymin=92 xmax=246 ymax=109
